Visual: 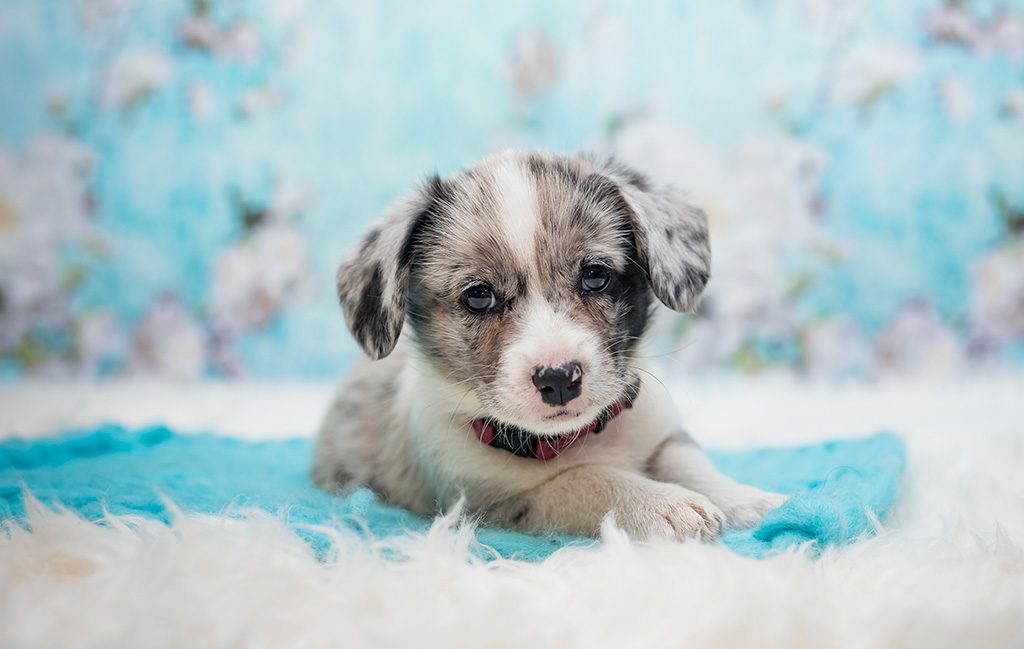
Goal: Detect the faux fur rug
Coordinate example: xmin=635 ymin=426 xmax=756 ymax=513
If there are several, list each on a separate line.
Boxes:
xmin=0 ymin=379 xmax=1022 ymax=649
xmin=0 ymin=426 xmax=904 ymax=560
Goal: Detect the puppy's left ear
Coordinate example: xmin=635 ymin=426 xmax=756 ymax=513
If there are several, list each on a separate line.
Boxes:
xmin=597 ymin=159 xmax=711 ymax=312
xmin=336 ymin=176 xmax=449 ymax=359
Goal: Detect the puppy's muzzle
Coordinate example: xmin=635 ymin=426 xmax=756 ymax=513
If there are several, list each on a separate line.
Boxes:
xmin=532 ymin=362 xmax=583 ymax=406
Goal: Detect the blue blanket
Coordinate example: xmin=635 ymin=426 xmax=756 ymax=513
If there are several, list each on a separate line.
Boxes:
xmin=0 ymin=426 xmax=904 ymax=560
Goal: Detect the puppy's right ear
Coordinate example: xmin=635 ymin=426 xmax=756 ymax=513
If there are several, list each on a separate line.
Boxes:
xmin=336 ymin=176 xmax=450 ymax=359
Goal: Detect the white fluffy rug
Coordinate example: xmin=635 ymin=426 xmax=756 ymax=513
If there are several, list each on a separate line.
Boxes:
xmin=1 ymin=377 xmax=1023 ymax=649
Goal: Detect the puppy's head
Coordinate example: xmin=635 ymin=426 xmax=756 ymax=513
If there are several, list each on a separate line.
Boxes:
xmin=337 ymin=151 xmax=710 ymax=434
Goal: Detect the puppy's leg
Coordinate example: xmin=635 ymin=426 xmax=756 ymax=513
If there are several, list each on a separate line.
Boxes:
xmin=490 ymin=465 xmax=725 ymax=541
xmin=647 ymin=434 xmax=785 ymax=529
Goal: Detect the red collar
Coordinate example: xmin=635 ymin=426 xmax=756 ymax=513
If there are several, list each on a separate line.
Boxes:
xmin=471 ymin=382 xmax=640 ymax=461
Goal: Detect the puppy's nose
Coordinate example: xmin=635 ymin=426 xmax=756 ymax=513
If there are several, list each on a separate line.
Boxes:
xmin=532 ymin=362 xmax=583 ymax=407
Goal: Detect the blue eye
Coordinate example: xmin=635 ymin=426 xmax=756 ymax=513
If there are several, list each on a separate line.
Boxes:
xmin=581 ymin=265 xmax=612 ymax=293
xmin=462 ymin=285 xmax=498 ymax=313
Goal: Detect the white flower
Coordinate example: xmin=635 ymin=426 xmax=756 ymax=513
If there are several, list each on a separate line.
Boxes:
xmin=615 ymin=123 xmax=826 ymax=252
xmin=614 ymin=121 xmax=829 ymax=365
xmin=218 ymin=22 xmax=264 ymax=64
xmin=800 ymin=0 xmax=865 ymax=40
xmin=266 ymin=0 xmax=308 ymax=25
xmin=0 ymin=253 xmax=69 ymax=353
xmin=1002 ymin=86 xmax=1024 ymax=117
xmin=79 ymin=0 xmax=136 ymax=36
xmin=178 ymin=14 xmax=220 ymax=51
xmin=672 ymin=317 xmax=749 ymax=369
xmin=210 ymin=222 xmax=312 ymax=337
xmin=801 ymin=0 xmax=850 ymax=26
xmin=266 ymin=181 xmax=312 ymax=223
xmin=875 ymin=302 xmax=965 ymax=376
xmin=925 ymin=5 xmax=985 ymax=47
xmin=0 ymin=135 xmax=95 ymax=353
xmin=801 ymin=317 xmax=872 ymax=378
xmin=0 ymin=135 xmax=94 ymax=245
xmin=829 ymin=42 xmax=921 ymax=106
xmin=187 ymin=82 xmax=216 ymax=123
xmin=509 ymin=29 xmax=560 ymax=99
xmin=132 ymin=296 xmax=207 ymax=380
xmin=969 ymin=240 xmax=1024 ymax=348
xmin=76 ymin=310 xmax=127 ymax=373
xmin=178 ymin=15 xmax=265 ymax=64
xmin=990 ymin=13 xmax=1024 ymax=60
xmin=102 ymin=48 xmax=174 ymax=108
xmin=939 ymin=76 xmax=973 ymax=122
xmin=238 ymin=87 xmax=283 ymax=118
xmin=924 ymin=6 xmax=1024 ymax=60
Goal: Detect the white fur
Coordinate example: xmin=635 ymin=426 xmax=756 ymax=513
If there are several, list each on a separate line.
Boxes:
xmin=490 ymin=157 xmax=539 ymax=268
xmin=2 ymin=378 xmax=1023 ymax=648
xmin=498 ymin=297 xmax=601 ymax=427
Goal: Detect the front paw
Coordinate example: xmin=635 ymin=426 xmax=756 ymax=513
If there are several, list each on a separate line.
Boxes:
xmin=614 ymin=483 xmax=725 ymax=542
xmin=715 ymin=486 xmax=786 ymax=529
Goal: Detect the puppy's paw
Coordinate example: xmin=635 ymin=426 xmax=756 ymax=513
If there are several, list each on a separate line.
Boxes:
xmin=714 ymin=485 xmax=786 ymax=529
xmin=615 ymin=483 xmax=725 ymax=542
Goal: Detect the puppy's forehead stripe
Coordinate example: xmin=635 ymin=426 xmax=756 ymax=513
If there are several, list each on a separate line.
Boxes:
xmin=487 ymin=160 xmax=540 ymax=270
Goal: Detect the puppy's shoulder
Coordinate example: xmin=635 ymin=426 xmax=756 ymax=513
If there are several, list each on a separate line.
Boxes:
xmin=313 ymin=345 xmax=429 ymax=508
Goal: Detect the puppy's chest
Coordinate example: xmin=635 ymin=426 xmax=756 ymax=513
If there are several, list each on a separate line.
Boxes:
xmin=405 ymin=393 xmax=670 ymax=507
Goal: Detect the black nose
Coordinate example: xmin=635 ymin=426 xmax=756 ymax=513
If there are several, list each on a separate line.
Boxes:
xmin=532 ymin=362 xmax=583 ymax=406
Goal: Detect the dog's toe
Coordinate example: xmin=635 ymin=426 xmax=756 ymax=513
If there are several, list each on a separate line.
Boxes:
xmin=616 ymin=485 xmax=725 ymax=542
xmin=716 ymin=486 xmax=787 ymax=529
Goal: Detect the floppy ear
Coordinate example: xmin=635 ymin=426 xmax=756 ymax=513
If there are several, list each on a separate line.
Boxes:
xmin=596 ymin=158 xmax=711 ymax=312
xmin=336 ymin=176 xmax=449 ymax=359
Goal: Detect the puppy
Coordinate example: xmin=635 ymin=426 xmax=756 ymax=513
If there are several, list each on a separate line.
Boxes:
xmin=313 ymin=150 xmax=783 ymax=541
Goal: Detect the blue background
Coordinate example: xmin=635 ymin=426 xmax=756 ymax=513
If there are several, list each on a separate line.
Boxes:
xmin=1 ymin=0 xmax=1022 ymax=379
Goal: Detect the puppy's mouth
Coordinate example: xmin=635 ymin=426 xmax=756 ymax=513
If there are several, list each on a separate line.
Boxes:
xmin=470 ymin=380 xmax=642 ymax=460
xmin=542 ymin=409 xmax=584 ymax=422
xmin=490 ymin=377 xmax=643 ymax=436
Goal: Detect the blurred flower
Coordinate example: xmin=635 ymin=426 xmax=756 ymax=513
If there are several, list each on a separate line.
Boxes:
xmin=829 ymin=42 xmax=921 ymax=107
xmin=211 ymin=223 xmax=311 ymax=336
xmin=0 ymin=135 xmax=96 ymax=354
xmin=875 ymin=301 xmax=965 ymax=376
xmin=925 ymin=5 xmax=986 ymax=47
xmin=615 ymin=121 xmax=829 ymax=367
xmin=801 ymin=0 xmax=863 ymax=29
xmin=78 ymin=0 xmax=136 ymax=35
xmin=939 ymin=76 xmax=973 ymax=122
xmin=0 ymin=257 xmax=70 ymax=355
xmin=266 ymin=0 xmax=309 ymax=25
xmin=509 ymin=28 xmax=560 ymax=99
xmin=237 ymin=86 xmax=283 ymax=118
xmin=990 ymin=12 xmax=1024 ymax=60
xmin=20 ymin=310 xmax=126 ymax=378
xmin=187 ymin=82 xmax=217 ymax=123
xmin=218 ymin=22 xmax=264 ymax=64
xmin=969 ymin=239 xmax=1024 ymax=349
xmin=1001 ymin=86 xmax=1024 ymax=118
xmin=178 ymin=13 xmax=220 ymax=51
xmin=265 ymin=181 xmax=312 ymax=222
xmin=179 ymin=14 xmax=264 ymax=64
xmin=210 ymin=183 xmax=315 ymax=340
xmin=102 ymin=48 xmax=174 ymax=108
xmin=801 ymin=317 xmax=873 ymax=379
xmin=75 ymin=310 xmax=128 ymax=374
xmin=925 ymin=6 xmax=1024 ymax=60
xmin=132 ymin=296 xmax=207 ymax=380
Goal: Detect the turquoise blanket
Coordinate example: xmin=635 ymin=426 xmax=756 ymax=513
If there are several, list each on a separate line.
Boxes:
xmin=0 ymin=426 xmax=904 ymax=560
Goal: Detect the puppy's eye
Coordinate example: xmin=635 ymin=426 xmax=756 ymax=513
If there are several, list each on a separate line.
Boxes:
xmin=580 ymin=265 xmax=612 ymax=293
xmin=461 ymin=284 xmax=498 ymax=313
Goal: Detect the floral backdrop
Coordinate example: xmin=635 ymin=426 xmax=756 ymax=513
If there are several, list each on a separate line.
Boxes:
xmin=1 ymin=0 xmax=1022 ymax=380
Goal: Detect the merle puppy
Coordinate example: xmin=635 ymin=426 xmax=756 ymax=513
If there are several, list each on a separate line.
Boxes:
xmin=313 ymin=150 xmax=782 ymax=540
